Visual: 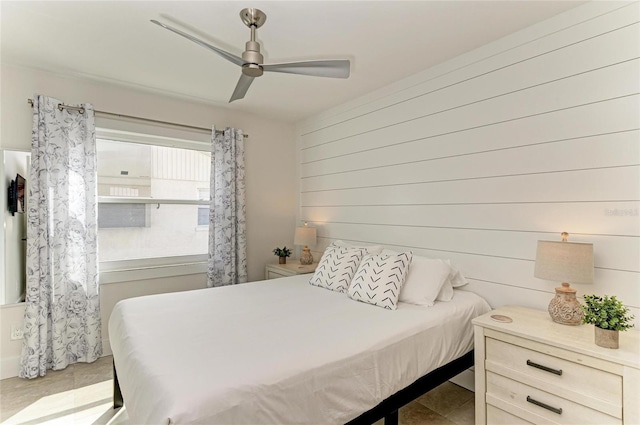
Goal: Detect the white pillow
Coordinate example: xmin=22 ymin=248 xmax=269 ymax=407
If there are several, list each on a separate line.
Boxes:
xmin=435 ymin=265 xmax=467 ymax=302
xmin=380 ymin=250 xmax=467 ymax=304
xmin=436 ymin=280 xmax=454 ymax=302
xmin=332 ymin=240 xmax=383 ymax=255
xmin=309 ymin=245 xmax=366 ymax=293
xmin=444 ymin=260 xmax=468 ymax=288
xmin=399 ymin=256 xmax=452 ymax=306
xmin=347 ymin=252 xmax=413 ymax=310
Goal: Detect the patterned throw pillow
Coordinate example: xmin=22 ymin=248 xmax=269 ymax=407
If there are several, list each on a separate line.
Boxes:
xmin=309 ymin=246 xmax=366 ymax=293
xmin=347 ymin=252 xmax=413 ymax=310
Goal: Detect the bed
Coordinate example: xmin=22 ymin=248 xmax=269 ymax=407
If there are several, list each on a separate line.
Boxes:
xmin=109 ymin=274 xmax=491 ymax=424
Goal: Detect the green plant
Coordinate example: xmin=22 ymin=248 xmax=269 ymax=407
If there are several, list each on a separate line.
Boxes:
xmin=582 ymin=295 xmax=635 ymax=331
xmin=273 ymin=246 xmax=292 ymax=258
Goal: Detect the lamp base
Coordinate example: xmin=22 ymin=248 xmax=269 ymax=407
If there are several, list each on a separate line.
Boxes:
xmin=300 ymin=247 xmax=313 ymax=265
xmin=548 ymin=282 xmax=583 ymax=326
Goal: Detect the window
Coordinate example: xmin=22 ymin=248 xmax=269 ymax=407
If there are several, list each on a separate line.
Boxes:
xmin=97 ymin=138 xmax=211 ymax=263
xmin=197 ymin=188 xmax=210 ymax=227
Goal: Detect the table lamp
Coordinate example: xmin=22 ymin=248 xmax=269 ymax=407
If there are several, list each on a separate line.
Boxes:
xmin=294 ymin=222 xmax=317 ymax=265
xmin=534 ymin=232 xmax=594 ymax=326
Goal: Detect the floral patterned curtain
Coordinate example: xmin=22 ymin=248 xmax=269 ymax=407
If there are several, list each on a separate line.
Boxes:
xmin=20 ymin=95 xmax=101 ymax=379
xmin=207 ymin=127 xmax=247 ymax=287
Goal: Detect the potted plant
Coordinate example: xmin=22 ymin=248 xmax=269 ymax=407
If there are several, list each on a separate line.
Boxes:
xmin=582 ymin=295 xmax=635 ymax=349
xmin=273 ymin=246 xmax=292 ymax=264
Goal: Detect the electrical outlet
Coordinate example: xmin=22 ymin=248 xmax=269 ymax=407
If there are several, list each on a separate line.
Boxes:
xmin=10 ymin=324 xmax=24 ymax=340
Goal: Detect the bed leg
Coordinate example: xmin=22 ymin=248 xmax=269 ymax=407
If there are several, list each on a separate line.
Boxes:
xmin=113 ymin=360 xmax=124 ymax=409
xmin=384 ymin=409 xmax=398 ymax=425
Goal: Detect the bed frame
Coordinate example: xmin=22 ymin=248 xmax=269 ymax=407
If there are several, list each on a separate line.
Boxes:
xmin=113 ymin=349 xmax=473 ymax=424
xmin=346 ymin=350 xmax=474 ymax=425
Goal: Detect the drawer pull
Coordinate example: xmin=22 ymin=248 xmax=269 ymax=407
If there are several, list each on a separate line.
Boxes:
xmin=526 ymin=396 xmax=563 ymax=415
xmin=526 ymin=360 xmax=562 ymax=376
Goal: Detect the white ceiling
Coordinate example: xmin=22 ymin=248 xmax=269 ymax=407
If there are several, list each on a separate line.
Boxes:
xmin=1 ymin=1 xmax=584 ymax=123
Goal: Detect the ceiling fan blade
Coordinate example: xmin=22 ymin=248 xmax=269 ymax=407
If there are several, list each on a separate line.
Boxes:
xmin=262 ymin=60 xmax=350 ymax=79
xmin=229 ymin=74 xmax=255 ymax=103
xmin=150 ymin=20 xmax=245 ymax=67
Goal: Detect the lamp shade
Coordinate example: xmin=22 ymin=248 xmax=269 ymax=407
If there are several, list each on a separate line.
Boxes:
xmin=294 ymin=226 xmax=316 ymax=247
xmin=534 ymin=240 xmax=594 ymax=284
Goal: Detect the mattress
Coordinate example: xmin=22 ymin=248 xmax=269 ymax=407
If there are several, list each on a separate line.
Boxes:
xmin=109 ymin=274 xmax=491 ymax=424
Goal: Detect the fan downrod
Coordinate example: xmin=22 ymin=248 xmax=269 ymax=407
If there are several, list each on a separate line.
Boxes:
xmin=240 ymin=8 xmax=267 ymax=28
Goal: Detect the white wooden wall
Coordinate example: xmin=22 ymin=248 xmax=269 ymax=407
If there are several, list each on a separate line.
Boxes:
xmin=297 ymin=2 xmax=640 ymax=324
xmin=151 ymin=146 xmax=210 ymax=182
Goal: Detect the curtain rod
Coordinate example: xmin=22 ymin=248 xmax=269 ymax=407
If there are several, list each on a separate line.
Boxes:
xmin=27 ymin=99 xmax=248 ymax=138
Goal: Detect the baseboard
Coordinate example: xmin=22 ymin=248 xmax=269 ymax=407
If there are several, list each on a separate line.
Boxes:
xmin=102 ymin=338 xmax=112 ymax=356
xmin=0 ymin=355 xmax=20 ymax=380
xmin=0 ymin=340 xmax=113 ymax=381
xmin=449 ymin=367 xmax=475 ymax=392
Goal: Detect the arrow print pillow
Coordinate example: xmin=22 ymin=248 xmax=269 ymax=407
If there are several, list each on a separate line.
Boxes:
xmin=309 ymin=246 xmax=367 ymax=293
xmin=347 ymin=252 xmax=413 ymax=310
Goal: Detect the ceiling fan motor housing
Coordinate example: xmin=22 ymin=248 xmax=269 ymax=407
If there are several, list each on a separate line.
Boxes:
xmin=242 ymin=40 xmax=264 ymax=77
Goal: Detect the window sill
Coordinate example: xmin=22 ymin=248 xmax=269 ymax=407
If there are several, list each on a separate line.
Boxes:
xmin=99 ymin=255 xmax=207 ymax=284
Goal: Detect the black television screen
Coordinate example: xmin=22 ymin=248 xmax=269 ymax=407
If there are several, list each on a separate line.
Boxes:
xmin=8 ymin=174 xmax=25 ymax=215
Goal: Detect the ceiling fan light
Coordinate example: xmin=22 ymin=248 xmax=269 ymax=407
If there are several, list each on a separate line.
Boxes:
xmin=242 ymin=64 xmax=263 ymax=78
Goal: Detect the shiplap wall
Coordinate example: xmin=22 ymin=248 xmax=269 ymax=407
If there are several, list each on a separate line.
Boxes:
xmin=297 ymin=2 xmax=640 ymax=324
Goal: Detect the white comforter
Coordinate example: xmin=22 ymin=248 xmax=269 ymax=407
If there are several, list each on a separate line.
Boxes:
xmin=109 ymin=275 xmax=490 ymax=424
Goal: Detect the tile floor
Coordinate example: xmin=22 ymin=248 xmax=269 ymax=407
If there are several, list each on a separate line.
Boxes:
xmin=0 ymin=356 xmax=475 ymax=424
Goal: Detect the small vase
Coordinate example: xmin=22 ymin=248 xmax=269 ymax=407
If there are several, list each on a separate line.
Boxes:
xmin=279 ymin=257 xmax=286 ymax=265
xmin=594 ymin=326 xmax=619 ymax=349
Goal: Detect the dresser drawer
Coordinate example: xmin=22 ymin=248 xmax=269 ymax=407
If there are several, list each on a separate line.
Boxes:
xmin=486 ymin=337 xmax=622 ymax=412
xmin=266 ymin=270 xmax=289 ymax=279
xmin=265 ymin=263 xmax=316 ymax=280
xmin=487 ymin=405 xmax=534 ymax=424
xmin=487 ymin=371 xmax=621 ymax=424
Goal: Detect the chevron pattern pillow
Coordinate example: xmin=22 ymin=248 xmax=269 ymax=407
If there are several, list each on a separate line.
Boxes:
xmin=347 ymin=252 xmax=413 ymax=310
xmin=309 ymin=246 xmax=366 ymax=293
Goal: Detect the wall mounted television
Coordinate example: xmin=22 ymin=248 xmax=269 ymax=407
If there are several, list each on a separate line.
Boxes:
xmin=8 ymin=174 xmax=26 ymax=216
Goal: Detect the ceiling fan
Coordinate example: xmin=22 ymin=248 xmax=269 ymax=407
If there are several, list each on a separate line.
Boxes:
xmin=151 ymin=8 xmax=350 ymax=103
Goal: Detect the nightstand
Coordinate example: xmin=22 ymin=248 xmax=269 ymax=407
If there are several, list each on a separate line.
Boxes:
xmin=264 ymin=262 xmax=317 ymax=280
xmin=473 ymin=305 xmax=640 ymax=425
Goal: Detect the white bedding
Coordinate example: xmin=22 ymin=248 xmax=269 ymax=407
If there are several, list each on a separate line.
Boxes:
xmin=109 ymin=275 xmax=491 ymax=424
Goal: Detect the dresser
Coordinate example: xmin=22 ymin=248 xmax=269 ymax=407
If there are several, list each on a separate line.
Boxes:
xmin=473 ymin=306 xmax=640 ymax=424
xmin=264 ymin=262 xmax=317 ymax=280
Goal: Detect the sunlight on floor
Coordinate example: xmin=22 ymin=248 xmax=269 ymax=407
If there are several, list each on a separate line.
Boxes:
xmin=1 ymin=380 xmax=129 ymax=425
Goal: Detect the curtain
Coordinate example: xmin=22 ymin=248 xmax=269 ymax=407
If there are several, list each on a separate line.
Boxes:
xmin=20 ymin=95 xmax=101 ymax=379
xmin=207 ymin=127 xmax=247 ymax=287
